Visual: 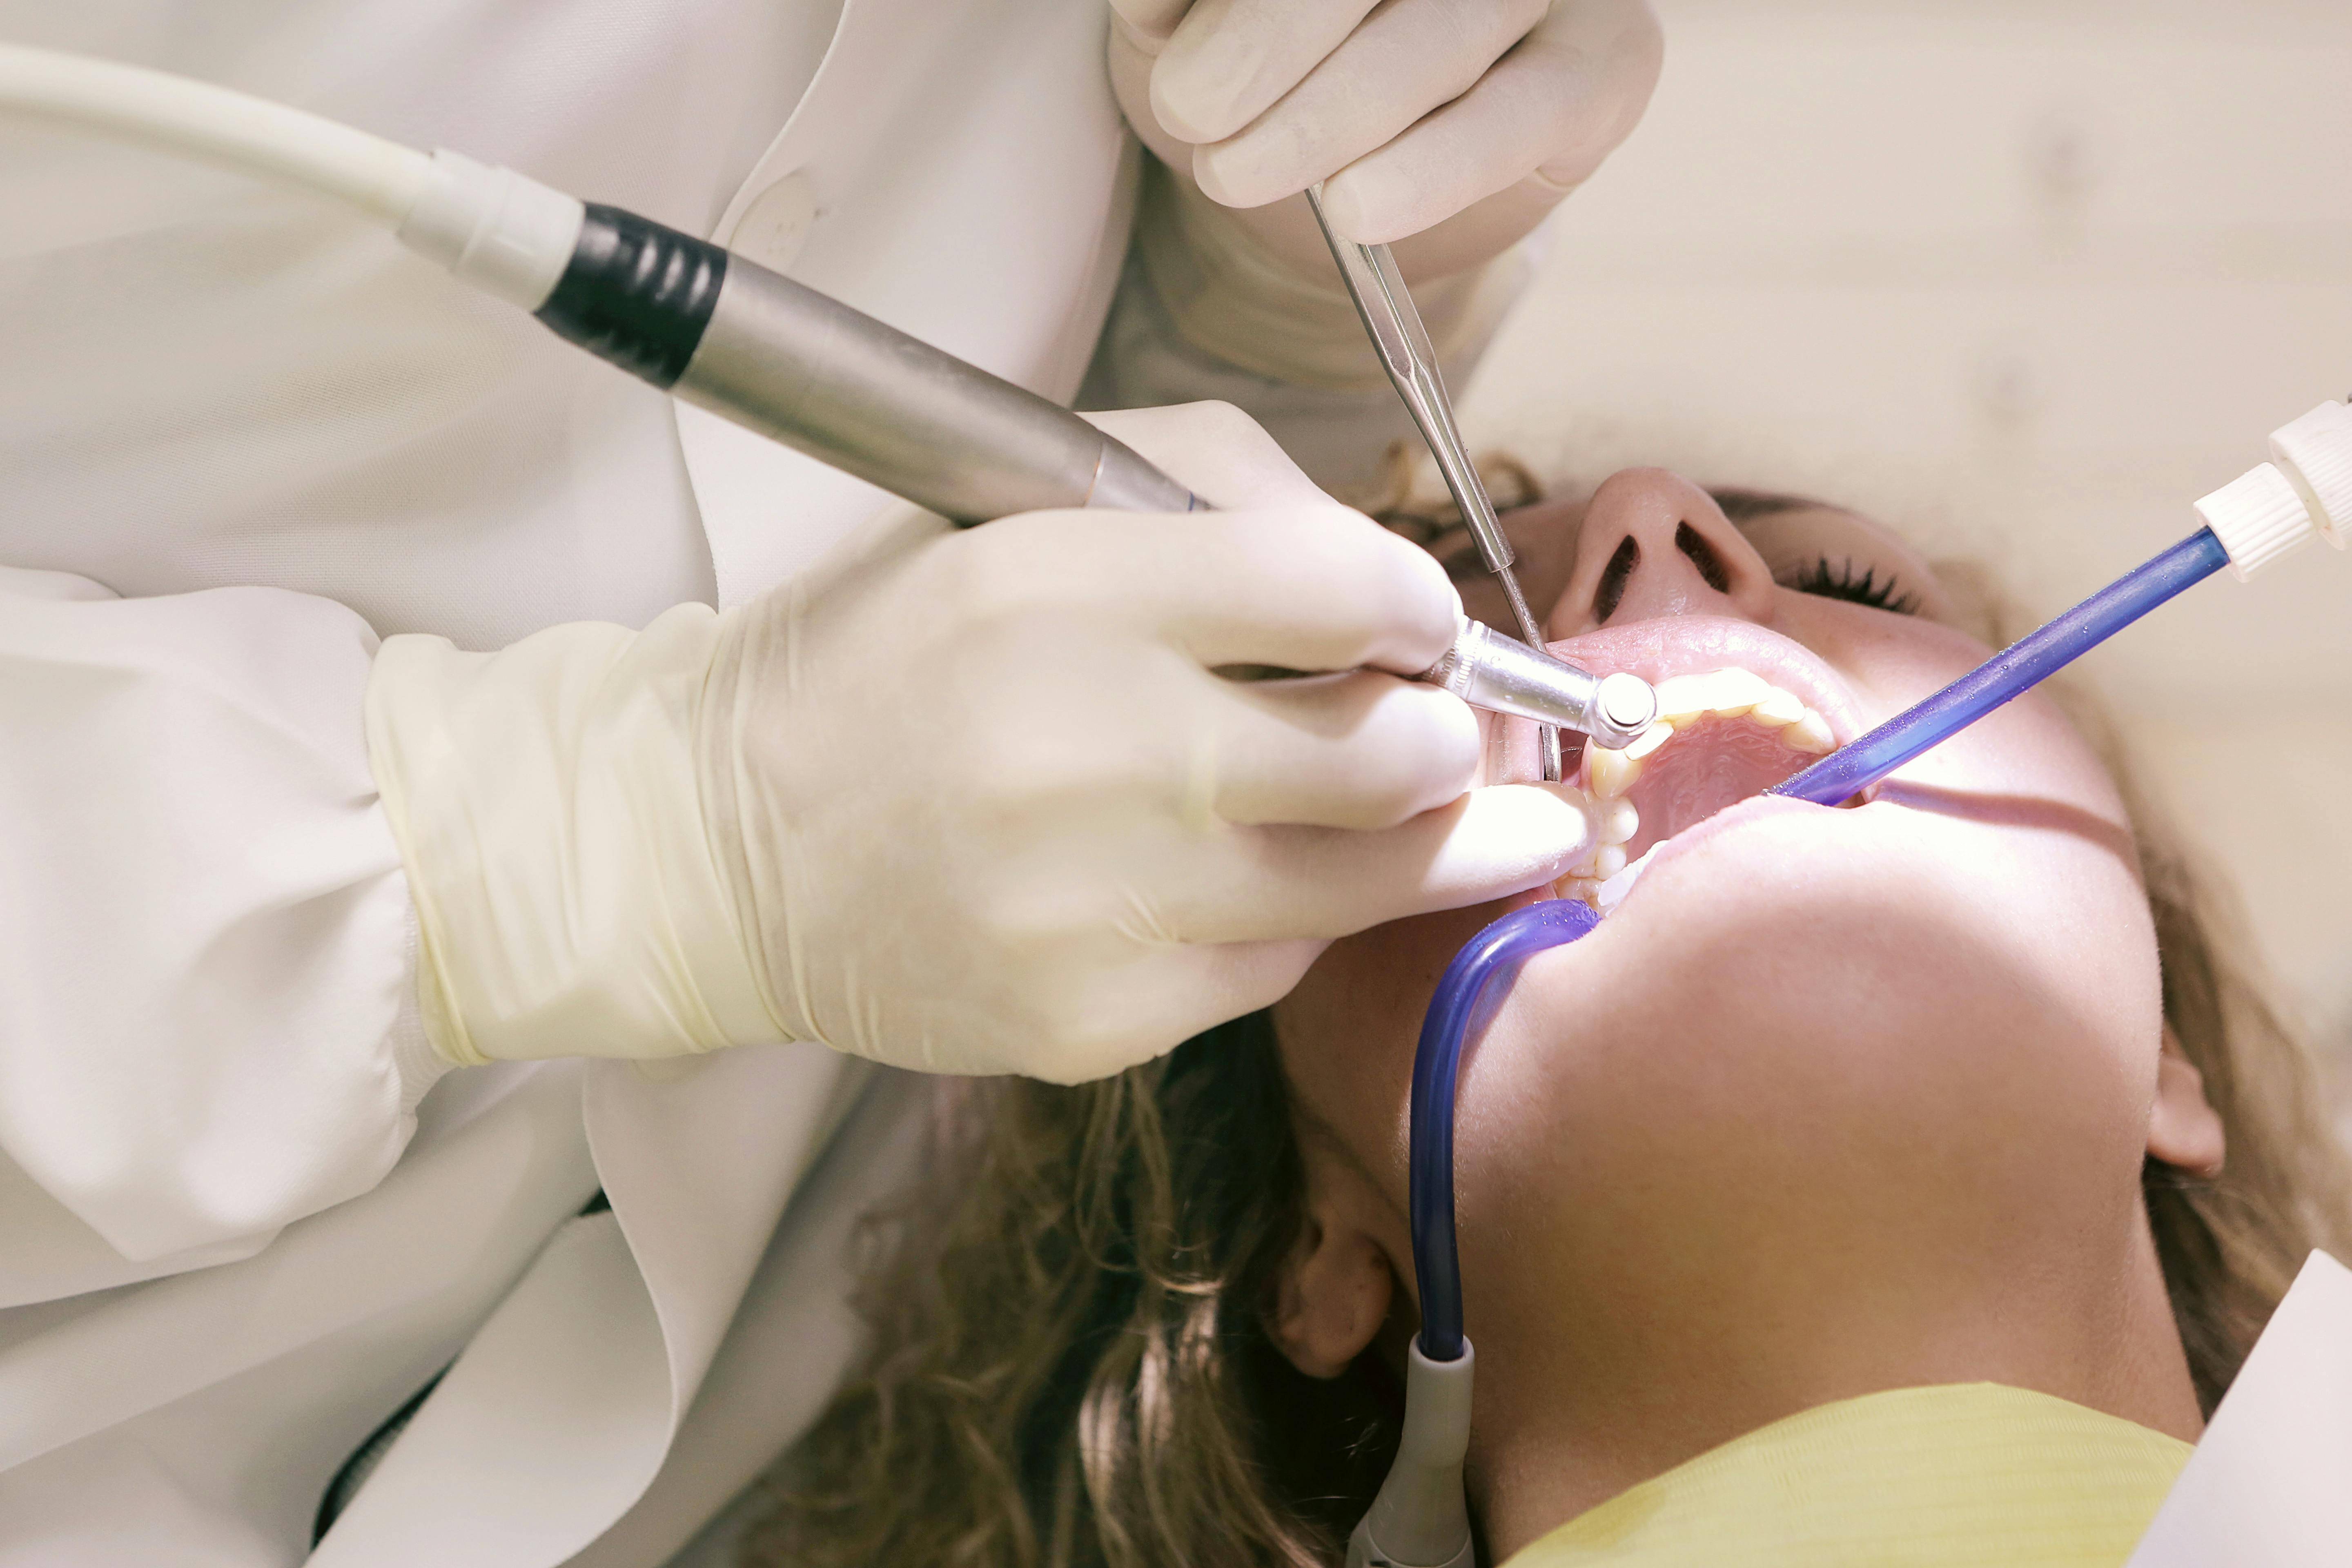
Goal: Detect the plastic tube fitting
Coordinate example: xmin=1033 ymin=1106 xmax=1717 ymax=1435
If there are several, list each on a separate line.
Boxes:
xmin=2193 ymin=399 xmax=2352 ymax=580
xmin=396 ymin=149 xmax=583 ymax=311
xmin=1347 ymin=1339 xmax=1478 ymax=1568
xmin=2268 ymin=399 xmax=2352 ymax=549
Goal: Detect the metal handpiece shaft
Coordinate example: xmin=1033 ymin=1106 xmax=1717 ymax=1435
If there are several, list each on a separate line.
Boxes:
xmin=673 ymin=253 xmax=1197 ymax=523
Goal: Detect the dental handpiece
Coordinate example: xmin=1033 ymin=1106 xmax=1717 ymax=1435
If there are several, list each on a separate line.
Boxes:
xmin=0 ymin=45 xmax=1655 ymax=747
xmin=521 ymin=194 xmax=1656 ymax=747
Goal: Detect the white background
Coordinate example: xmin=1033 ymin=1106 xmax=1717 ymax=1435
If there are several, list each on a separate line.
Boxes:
xmin=1461 ymin=0 xmax=2352 ymax=1109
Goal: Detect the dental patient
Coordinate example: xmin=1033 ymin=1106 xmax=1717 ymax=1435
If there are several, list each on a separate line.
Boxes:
xmin=743 ymin=470 xmax=2352 ymax=1567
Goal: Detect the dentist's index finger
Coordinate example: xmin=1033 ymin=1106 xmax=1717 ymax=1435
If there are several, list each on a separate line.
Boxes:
xmin=1319 ymin=1 xmax=1663 ymax=243
xmin=1192 ymin=0 xmax=1550 ymax=210
xmin=1168 ymin=784 xmax=1603 ymax=945
xmin=1149 ymin=0 xmax=1381 ymax=146
xmin=1139 ymin=508 xmax=1465 ymax=676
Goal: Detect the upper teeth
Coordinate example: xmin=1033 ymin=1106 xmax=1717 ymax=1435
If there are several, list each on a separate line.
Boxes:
xmin=1552 ymin=668 xmax=1836 ymax=908
xmin=1584 ymin=668 xmax=1835 ymax=802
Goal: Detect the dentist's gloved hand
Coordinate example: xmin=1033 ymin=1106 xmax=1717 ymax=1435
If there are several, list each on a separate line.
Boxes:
xmin=365 ymin=403 xmax=1599 ymax=1084
xmin=1109 ymin=0 xmax=1663 ymax=280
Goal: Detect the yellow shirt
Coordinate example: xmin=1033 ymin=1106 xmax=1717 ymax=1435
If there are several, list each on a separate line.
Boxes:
xmin=1504 ymin=1383 xmax=2192 ymax=1568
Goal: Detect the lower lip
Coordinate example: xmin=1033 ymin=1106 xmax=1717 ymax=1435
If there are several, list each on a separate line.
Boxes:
xmin=1604 ymin=793 xmax=1847 ymax=911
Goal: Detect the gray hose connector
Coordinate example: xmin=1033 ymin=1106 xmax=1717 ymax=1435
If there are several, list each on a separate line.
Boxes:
xmin=1348 ymin=1339 xmax=1477 ymax=1568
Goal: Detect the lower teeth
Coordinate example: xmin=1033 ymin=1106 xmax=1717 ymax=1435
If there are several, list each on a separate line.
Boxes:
xmin=1596 ymin=843 xmax=1664 ymax=913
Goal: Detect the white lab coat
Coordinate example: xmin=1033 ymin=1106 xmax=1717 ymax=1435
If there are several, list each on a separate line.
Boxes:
xmin=0 ymin=0 xmax=1140 ymax=1561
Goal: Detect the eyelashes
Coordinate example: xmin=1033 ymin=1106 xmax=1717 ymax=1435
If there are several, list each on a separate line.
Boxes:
xmin=1784 ymin=556 xmax=1920 ymax=615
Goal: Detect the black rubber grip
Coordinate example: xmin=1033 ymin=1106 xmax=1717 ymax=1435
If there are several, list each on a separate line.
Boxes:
xmin=534 ymin=205 xmax=727 ymax=389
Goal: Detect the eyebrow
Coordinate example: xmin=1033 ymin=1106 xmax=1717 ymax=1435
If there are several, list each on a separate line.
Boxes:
xmin=1707 ymin=487 xmax=1831 ymax=524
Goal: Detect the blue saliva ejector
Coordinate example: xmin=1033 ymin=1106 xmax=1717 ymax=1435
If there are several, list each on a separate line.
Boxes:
xmin=1772 ymin=401 xmax=2352 ymax=807
xmin=1350 ymin=399 xmax=2352 ymax=1568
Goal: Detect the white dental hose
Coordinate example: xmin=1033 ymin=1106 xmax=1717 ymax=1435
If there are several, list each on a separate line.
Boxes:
xmin=0 ymin=44 xmax=583 ymax=310
xmin=0 ymin=43 xmax=431 ymax=222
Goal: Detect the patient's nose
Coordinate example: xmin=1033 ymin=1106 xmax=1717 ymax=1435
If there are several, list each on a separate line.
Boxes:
xmin=1546 ymin=469 xmax=1778 ymax=637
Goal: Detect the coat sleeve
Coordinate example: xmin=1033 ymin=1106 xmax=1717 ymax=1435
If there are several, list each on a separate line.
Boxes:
xmin=1076 ymin=159 xmax=1537 ymax=499
xmin=0 ymin=563 xmax=447 ymax=1272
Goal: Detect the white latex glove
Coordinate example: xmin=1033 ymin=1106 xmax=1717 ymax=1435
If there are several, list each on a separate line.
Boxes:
xmin=1109 ymin=0 xmax=1663 ymax=282
xmin=366 ymin=403 xmax=1601 ymax=1085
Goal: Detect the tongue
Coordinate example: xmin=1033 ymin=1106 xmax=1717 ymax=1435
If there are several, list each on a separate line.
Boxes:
xmin=1621 ymin=716 xmax=1814 ymax=859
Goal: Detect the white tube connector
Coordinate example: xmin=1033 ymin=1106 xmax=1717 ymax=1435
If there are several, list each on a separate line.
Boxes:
xmin=1348 ymin=1339 xmax=1477 ymax=1568
xmin=2195 ymin=462 xmax=2316 ymax=582
xmin=395 ymin=149 xmax=584 ymax=312
xmin=2195 ymin=399 xmax=2352 ymax=581
xmin=2269 ymin=400 xmax=2352 ymax=549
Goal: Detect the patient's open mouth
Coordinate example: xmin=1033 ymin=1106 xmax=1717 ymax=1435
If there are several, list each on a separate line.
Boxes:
xmin=1534 ymin=620 xmax=1864 ymax=909
xmin=1559 ymin=668 xmax=1838 ymax=904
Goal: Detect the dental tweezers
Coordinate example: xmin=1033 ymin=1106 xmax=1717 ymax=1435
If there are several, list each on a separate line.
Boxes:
xmin=1305 ymin=185 xmax=1568 ymax=780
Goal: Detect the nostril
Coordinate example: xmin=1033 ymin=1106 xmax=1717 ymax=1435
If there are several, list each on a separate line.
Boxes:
xmin=1676 ymin=523 xmax=1732 ymax=592
xmin=1593 ymin=536 xmax=1639 ymax=622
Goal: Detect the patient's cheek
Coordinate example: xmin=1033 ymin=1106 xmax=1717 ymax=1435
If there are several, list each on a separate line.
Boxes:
xmin=1275 ymin=904 xmax=1507 ymax=1196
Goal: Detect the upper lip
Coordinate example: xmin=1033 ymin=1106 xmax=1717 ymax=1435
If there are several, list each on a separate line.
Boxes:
xmin=1545 ymin=617 xmax=1866 ymax=747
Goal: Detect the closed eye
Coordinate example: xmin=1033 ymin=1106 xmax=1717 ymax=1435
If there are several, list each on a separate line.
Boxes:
xmin=1784 ymin=556 xmax=1919 ymax=615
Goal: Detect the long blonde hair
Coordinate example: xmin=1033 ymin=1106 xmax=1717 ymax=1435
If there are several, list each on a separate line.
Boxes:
xmin=743 ymin=467 xmax=2352 ymax=1567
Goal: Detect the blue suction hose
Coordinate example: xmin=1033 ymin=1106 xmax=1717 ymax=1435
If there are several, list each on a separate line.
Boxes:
xmin=1410 ymin=898 xmax=1601 ymax=1361
xmin=1407 ymin=527 xmax=2236 ymax=1363
xmin=1768 ymin=527 xmax=2229 ymax=806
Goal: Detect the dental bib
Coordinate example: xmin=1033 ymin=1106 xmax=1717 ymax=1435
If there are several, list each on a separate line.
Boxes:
xmin=1503 ymin=1383 xmax=2190 ymax=1568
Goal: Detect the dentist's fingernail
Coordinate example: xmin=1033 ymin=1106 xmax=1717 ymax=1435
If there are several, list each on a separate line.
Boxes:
xmin=1152 ymin=21 xmax=1271 ymax=143
xmin=1314 ymin=176 xmax=1380 ymax=244
xmin=1191 ymin=138 xmax=1293 ymax=209
xmin=1152 ymin=62 xmax=1243 ymax=143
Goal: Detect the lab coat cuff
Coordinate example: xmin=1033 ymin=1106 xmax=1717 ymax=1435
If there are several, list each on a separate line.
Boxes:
xmin=391 ymin=900 xmax=456 ymax=1115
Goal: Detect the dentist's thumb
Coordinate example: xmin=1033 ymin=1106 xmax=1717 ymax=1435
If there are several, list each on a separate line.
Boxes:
xmin=1259 ymin=780 xmax=1607 ymax=940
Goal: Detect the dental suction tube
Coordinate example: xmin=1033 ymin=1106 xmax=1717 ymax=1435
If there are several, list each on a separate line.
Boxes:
xmin=1348 ymin=896 xmax=1600 ymax=1568
xmin=1770 ymin=528 xmax=2228 ymax=806
xmin=1773 ymin=414 xmax=2350 ymax=807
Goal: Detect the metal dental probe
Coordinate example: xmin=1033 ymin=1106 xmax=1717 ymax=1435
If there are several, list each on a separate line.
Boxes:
xmin=1302 ymin=184 xmax=1621 ymax=780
